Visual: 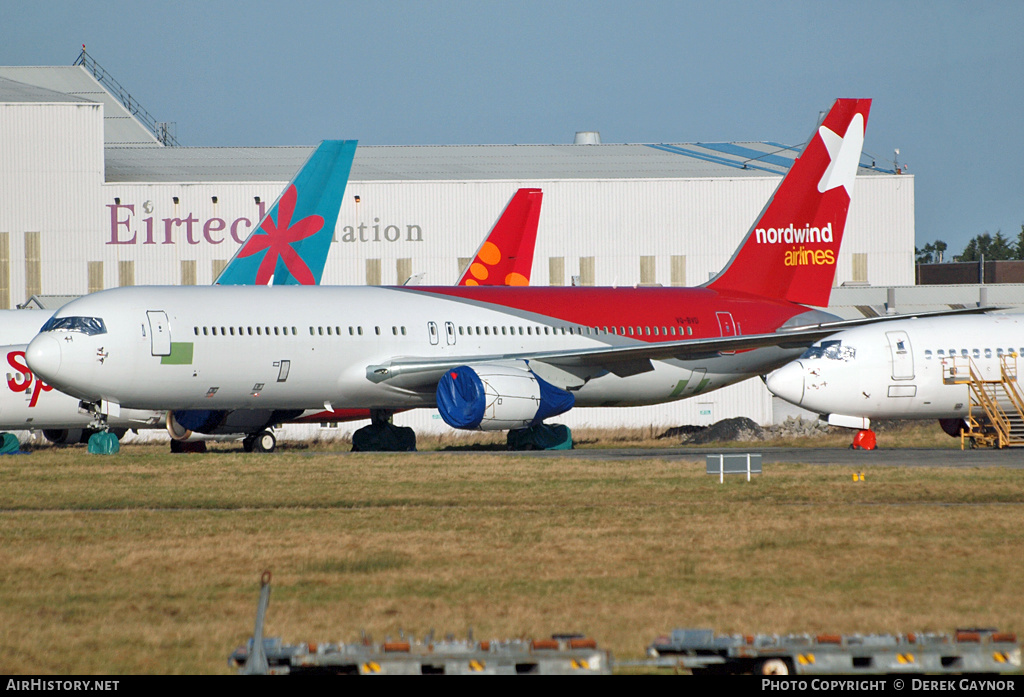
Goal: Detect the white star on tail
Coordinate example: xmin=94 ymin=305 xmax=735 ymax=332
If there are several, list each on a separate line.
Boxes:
xmin=817 ymin=112 xmax=865 ymax=196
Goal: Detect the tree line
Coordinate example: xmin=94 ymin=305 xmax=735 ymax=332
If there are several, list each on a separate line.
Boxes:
xmin=916 ymin=225 xmax=1024 ymax=263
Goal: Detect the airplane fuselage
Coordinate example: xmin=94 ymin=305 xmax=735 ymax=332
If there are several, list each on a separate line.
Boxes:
xmin=27 ymin=284 xmax=834 ymax=415
xmin=766 ymin=314 xmax=1024 ymax=422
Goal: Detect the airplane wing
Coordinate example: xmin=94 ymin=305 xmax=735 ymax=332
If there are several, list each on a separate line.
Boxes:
xmin=365 ymin=305 xmax=1005 ymax=391
xmin=366 ymin=325 xmax=849 ymax=389
xmin=775 ymin=305 xmax=1003 ymax=334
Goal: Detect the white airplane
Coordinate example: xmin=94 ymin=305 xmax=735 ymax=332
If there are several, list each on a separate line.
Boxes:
xmin=765 ymin=313 xmax=1024 ymax=446
xmin=27 ymin=99 xmax=891 ymax=442
xmin=0 ymin=140 xmax=359 ymax=448
xmin=0 ymin=184 xmax=543 ymax=451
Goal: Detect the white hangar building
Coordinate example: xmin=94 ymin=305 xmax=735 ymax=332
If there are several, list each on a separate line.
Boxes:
xmin=0 ymin=63 xmax=915 ymax=436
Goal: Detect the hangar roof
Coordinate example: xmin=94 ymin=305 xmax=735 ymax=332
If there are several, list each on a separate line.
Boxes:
xmin=1 ymin=65 xmax=893 ymax=184
xmin=103 ymin=141 xmax=892 ymax=184
xmin=0 ymin=66 xmax=159 ymax=146
xmin=0 ymin=75 xmax=89 ymax=103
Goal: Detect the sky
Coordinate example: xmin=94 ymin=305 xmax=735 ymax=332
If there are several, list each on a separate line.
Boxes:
xmin=4 ymin=0 xmax=1023 ymax=256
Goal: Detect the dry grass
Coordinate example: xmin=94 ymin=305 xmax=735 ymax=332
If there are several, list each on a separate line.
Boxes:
xmin=0 ymin=439 xmax=1022 ymax=674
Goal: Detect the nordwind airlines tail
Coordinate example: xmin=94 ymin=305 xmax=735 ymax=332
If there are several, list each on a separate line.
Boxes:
xmin=215 ymin=140 xmax=358 ymax=286
xmin=705 ymin=99 xmax=871 ymax=308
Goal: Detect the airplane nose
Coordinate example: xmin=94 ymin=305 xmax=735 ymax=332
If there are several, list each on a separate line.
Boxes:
xmin=26 ymin=334 xmax=62 ymax=383
xmin=766 ymin=360 xmax=805 ymax=406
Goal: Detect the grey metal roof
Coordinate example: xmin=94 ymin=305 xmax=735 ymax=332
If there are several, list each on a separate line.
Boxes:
xmin=17 ymin=294 xmax=80 ymax=310
xmin=104 ymin=141 xmax=893 ymax=184
xmin=3 ymin=66 xmax=894 ymax=184
xmin=822 ymin=283 xmax=1024 ymax=321
xmin=0 ymin=75 xmax=90 ymax=103
xmin=105 ymin=146 xmax=313 ymax=182
xmin=0 ymin=66 xmax=159 ymax=146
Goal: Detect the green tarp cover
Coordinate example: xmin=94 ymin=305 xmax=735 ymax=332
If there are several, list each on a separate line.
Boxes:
xmin=0 ymin=433 xmax=20 ymax=454
xmin=87 ymin=431 xmax=120 ymax=454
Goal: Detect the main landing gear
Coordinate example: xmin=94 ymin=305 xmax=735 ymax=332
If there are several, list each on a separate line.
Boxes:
xmin=243 ymin=429 xmax=277 ymax=453
xmin=351 ymin=410 xmax=416 ymax=452
xmin=170 ymin=440 xmax=207 ymax=454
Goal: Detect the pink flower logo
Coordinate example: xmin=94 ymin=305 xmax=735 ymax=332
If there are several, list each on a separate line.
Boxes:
xmin=237 ymin=185 xmax=323 ymax=284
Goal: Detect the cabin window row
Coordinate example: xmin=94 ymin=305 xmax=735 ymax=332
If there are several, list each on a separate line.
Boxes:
xmin=309 ymin=326 xmax=407 ymax=337
xmin=194 ymin=326 xmax=297 ymax=337
xmin=924 ymin=348 xmax=1023 ymax=359
xmin=193 ymin=325 xmax=409 ymax=337
xmin=192 ymin=324 xmax=697 ymax=340
xmin=456 ymin=325 xmax=695 ymax=337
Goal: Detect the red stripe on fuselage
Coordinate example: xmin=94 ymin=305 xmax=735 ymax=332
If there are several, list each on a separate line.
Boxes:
xmin=404 ymin=286 xmax=811 ymax=339
xmin=294 ymin=408 xmax=381 ymax=423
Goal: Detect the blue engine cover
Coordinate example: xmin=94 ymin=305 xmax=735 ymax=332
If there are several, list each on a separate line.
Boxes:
xmin=436 ymin=367 xmax=486 ymax=429
xmin=171 ymin=410 xmax=228 ymax=433
xmin=435 ymin=365 xmax=574 ymax=431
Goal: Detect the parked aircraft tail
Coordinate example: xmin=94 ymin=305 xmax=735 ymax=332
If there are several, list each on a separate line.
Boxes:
xmin=705 ymin=99 xmax=871 ymax=307
xmin=216 ymin=140 xmax=358 ymax=286
xmin=457 ymin=188 xmax=542 ymax=286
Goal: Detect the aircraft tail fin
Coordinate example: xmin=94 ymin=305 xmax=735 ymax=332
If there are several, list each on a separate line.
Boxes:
xmin=216 ymin=140 xmax=357 ymax=286
xmin=458 ymin=188 xmax=542 ymax=286
xmin=704 ymin=99 xmax=871 ymax=307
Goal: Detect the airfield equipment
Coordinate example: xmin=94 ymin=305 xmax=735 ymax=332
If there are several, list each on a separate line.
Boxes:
xmin=647 ymin=627 xmax=1021 ymax=675
xmin=230 ymin=572 xmax=1021 ymax=676
xmin=230 ymin=572 xmax=610 ymax=675
xmin=943 ymin=354 xmax=1024 ymax=449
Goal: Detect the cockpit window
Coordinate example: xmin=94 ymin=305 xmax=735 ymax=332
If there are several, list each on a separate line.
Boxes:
xmin=40 ymin=316 xmax=107 ymax=336
xmin=800 ymin=340 xmax=855 ymax=361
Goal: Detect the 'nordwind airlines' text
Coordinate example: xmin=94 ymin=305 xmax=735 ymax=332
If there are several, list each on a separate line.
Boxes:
xmin=756 ymin=223 xmax=836 ymax=267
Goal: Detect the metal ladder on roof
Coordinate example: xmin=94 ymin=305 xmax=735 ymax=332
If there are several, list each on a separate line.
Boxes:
xmin=943 ymin=354 xmax=1024 ymax=448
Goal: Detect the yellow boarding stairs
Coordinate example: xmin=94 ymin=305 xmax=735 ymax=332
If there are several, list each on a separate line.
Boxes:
xmin=943 ymin=353 xmax=1024 ymax=448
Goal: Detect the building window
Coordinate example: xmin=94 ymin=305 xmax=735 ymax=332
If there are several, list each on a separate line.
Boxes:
xmin=212 ymin=259 xmax=228 ymax=281
xmin=366 ymin=258 xmax=382 ymax=286
xmin=549 ymin=257 xmax=565 ymax=286
xmin=640 ymin=256 xmax=656 ymax=285
xmin=671 ymin=255 xmax=686 ymax=287
xmin=88 ymin=261 xmax=103 ymax=295
xmin=181 ymin=260 xmax=197 ymax=286
xmin=119 ymin=260 xmax=135 ymax=287
xmin=852 ymin=253 xmax=868 ymax=283
xmin=0 ymin=232 xmax=9 ymax=309
xmin=25 ymin=232 xmax=41 ymax=298
xmin=397 ymin=258 xmax=412 ymax=286
xmin=579 ymin=256 xmax=596 ymax=286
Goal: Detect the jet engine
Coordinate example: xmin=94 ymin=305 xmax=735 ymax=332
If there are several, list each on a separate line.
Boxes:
xmin=166 ymin=409 xmax=303 ymax=440
xmin=939 ymin=418 xmax=969 ymax=438
xmin=42 ymin=428 xmax=86 ymax=445
xmin=43 ymin=428 xmax=126 ymax=444
xmin=436 ymin=364 xmax=574 ymax=431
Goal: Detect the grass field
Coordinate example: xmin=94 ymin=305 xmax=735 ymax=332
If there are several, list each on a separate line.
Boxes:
xmin=0 ymin=430 xmax=1021 ymax=674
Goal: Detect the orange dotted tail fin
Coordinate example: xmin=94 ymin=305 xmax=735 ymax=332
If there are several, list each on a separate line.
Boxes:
xmin=458 ymin=188 xmax=542 ymax=286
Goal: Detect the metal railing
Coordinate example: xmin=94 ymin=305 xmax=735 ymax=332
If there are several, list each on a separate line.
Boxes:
xmin=73 ymin=47 xmax=179 ymax=146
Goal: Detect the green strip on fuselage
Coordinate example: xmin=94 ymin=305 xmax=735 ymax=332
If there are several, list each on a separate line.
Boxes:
xmin=160 ymin=342 xmax=194 ymax=365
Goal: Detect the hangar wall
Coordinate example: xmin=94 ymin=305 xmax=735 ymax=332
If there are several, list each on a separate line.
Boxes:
xmin=86 ymin=176 xmax=913 ymax=295
xmin=0 ymin=100 xmax=104 ymax=309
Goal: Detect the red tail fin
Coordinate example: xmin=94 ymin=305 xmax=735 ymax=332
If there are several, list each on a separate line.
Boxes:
xmin=706 ymin=99 xmax=871 ymax=307
xmin=458 ymin=188 xmax=542 ymax=286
